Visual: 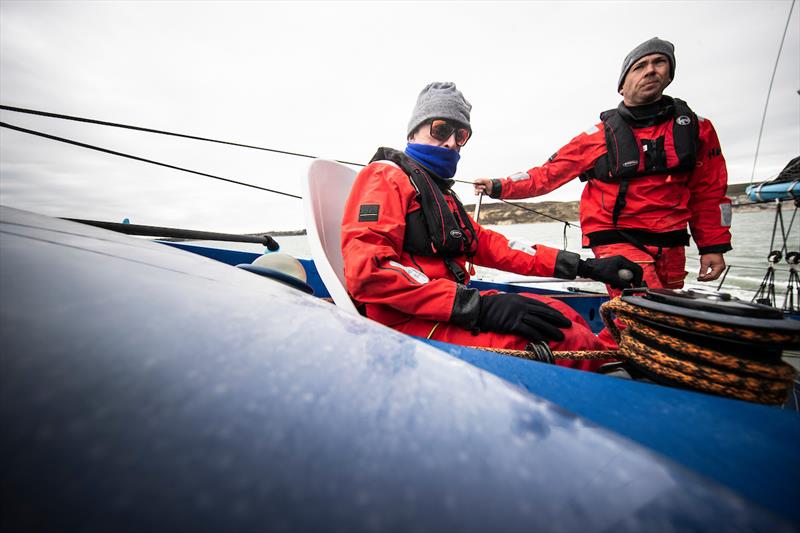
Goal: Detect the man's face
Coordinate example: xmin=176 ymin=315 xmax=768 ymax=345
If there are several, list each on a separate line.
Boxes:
xmin=620 ymin=53 xmax=672 ymax=106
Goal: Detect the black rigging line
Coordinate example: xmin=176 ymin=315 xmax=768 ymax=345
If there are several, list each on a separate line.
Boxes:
xmin=63 ymin=218 xmax=280 ymax=250
xmin=0 ymin=121 xmax=302 ymax=200
xmin=2 ymin=107 xmax=579 ymax=226
xmin=453 ymin=179 xmax=576 ymax=227
xmin=0 ymin=104 xmax=366 ymax=168
xmin=1 ymin=104 xmax=574 ymax=229
xmin=749 ymin=0 xmax=796 ymax=184
xmin=497 ymin=198 xmax=576 ymax=227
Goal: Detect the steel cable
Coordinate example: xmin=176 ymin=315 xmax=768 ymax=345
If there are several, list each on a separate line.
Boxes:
xmin=0 ymin=104 xmax=365 ymax=167
xmin=0 ymin=121 xmax=302 ymax=199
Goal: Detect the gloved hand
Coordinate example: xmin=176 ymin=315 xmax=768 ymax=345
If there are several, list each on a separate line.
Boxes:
xmin=578 ymin=256 xmax=643 ymax=289
xmin=478 ymin=293 xmax=571 ymax=342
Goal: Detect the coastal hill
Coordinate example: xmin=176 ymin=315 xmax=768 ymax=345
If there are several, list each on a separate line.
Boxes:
xmin=260 ymin=183 xmax=768 ymax=236
xmin=461 ymin=183 xmax=768 ymax=226
xmin=461 ymin=200 xmax=579 ymax=225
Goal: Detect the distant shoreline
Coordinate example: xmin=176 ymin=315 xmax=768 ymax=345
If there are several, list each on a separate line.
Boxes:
xmin=260 ymin=229 xmax=307 ymax=237
xmin=261 ymin=194 xmax=776 ymax=234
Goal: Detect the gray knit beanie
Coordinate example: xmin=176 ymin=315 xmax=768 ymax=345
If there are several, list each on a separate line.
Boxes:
xmin=617 ymin=37 xmax=676 ymax=92
xmin=407 ymin=82 xmax=472 ymax=137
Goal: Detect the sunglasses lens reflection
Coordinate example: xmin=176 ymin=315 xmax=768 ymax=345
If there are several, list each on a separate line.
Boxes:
xmin=429 ymin=120 xmax=470 ymax=146
xmin=430 ymin=120 xmax=454 ymax=142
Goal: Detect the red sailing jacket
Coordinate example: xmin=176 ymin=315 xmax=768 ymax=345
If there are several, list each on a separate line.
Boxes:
xmin=341 ymin=159 xmax=565 ymax=327
xmin=492 ymin=111 xmax=732 ymax=254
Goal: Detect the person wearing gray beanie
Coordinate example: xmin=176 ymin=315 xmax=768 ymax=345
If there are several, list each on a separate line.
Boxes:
xmin=406 ymin=81 xmax=472 ymax=138
xmin=474 ymin=37 xmax=732 ymax=305
xmin=617 ymin=37 xmax=676 ymax=93
xmin=615 ymin=36 xmax=675 ymax=107
xmin=339 ymin=81 xmax=635 ymax=366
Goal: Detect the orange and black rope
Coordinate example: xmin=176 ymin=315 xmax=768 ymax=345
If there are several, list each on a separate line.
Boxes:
xmin=471 ymin=298 xmax=798 ymax=405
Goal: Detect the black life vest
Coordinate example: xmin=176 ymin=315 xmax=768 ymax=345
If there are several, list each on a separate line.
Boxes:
xmin=370 ymin=147 xmax=477 ymax=283
xmin=580 ymin=98 xmax=700 ymax=257
xmin=580 ymin=96 xmax=700 ymax=235
xmin=581 ymin=98 xmax=699 ymax=183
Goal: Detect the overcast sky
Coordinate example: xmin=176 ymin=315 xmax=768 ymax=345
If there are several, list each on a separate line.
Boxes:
xmin=1 ymin=1 xmax=798 ymax=232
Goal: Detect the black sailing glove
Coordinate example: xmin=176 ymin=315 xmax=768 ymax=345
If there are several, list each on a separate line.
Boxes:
xmin=578 ymin=256 xmax=643 ymax=289
xmin=477 ymin=293 xmax=572 ymax=342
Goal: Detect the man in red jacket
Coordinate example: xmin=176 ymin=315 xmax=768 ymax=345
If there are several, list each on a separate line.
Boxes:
xmin=341 ymin=82 xmax=642 ymax=367
xmin=474 ymin=37 xmax=732 ymax=299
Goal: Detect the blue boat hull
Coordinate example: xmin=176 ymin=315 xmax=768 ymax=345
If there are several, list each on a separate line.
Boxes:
xmin=1 ymin=206 xmax=798 ymax=531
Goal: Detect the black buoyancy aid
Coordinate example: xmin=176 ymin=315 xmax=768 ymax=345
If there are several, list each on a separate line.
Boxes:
xmin=371 ymin=147 xmax=477 ymax=282
xmin=580 ymin=98 xmax=699 ymax=255
xmin=581 ymin=98 xmax=699 ymax=183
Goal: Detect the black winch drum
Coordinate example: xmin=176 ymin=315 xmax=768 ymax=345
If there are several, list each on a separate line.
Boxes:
xmin=618 ymin=288 xmax=800 ymax=365
xmin=622 ymin=288 xmax=800 ymax=334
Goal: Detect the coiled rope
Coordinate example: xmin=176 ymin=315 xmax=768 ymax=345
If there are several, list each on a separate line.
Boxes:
xmin=472 ymin=298 xmax=798 ymax=405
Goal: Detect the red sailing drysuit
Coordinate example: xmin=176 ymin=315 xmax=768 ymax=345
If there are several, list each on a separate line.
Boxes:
xmin=341 ymin=154 xmax=606 ymax=370
xmin=490 ymin=100 xmax=732 ymax=297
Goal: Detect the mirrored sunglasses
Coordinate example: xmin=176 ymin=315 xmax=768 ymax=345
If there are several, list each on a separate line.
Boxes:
xmin=429 ymin=119 xmax=471 ymax=146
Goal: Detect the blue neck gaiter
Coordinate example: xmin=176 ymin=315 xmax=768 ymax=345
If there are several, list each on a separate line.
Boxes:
xmin=405 ymin=143 xmax=460 ymax=179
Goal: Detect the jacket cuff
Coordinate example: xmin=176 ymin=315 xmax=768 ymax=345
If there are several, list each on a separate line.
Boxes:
xmin=489 ymin=179 xmax=503 ymax=199
xmin=449 ymin=285 xmax=482 ymax=329
xmin=554 ymin=250 xmax=581 ymax=279
xmin=698 ymin=243 xmax=732 ymax=255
